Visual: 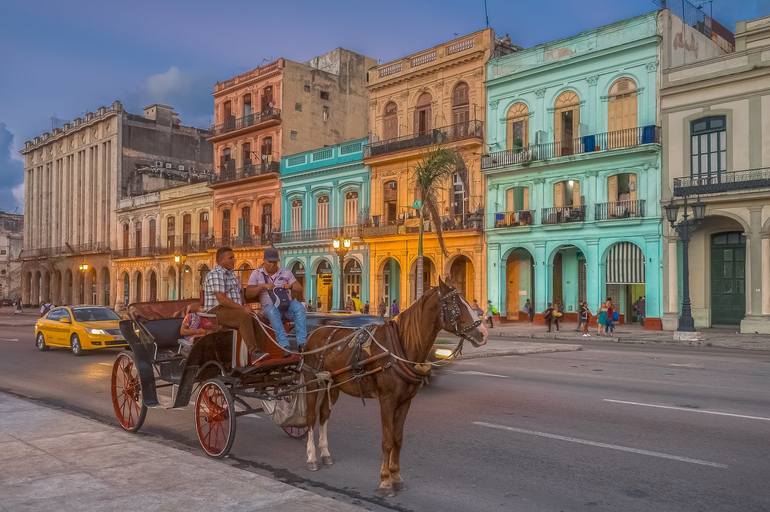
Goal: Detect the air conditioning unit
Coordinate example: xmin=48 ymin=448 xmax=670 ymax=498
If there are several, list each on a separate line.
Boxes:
xmin=165 ymin=163 xmax=172 ymax=169
xmin=178 ymin=165 xmax=185 ymax=171
xmin=154 ymin=160 xmax=162 ymax=167
xmin=535 ymin=130 xmax=547 ymax=144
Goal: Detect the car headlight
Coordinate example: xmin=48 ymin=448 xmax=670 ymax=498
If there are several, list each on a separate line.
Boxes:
xmin=87 ymin=328 xmax=108 ymax=335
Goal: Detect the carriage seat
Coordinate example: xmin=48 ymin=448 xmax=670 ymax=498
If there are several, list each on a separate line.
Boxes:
xmin=142 ymin=318 xmax=184 ymax=350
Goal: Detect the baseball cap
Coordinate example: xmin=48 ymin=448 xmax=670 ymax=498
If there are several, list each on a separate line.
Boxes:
xmin=264 ymin=248 xmax=280 ymax=262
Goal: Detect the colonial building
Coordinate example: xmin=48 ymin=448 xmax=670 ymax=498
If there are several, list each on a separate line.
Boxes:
xmin=483 ymin=10 xmax=726 ymax=327
xmin=112 ymin=181 xmax=213 ymax=308
xmin=208 ymin=49 xmax=375 ymax=276
xmin=661 ymin=15 xmax=770 ymax=333
xmin=20 ymin=102 xmax=213 ymax=306
xmin=0 ymin=212 xmax=23 ymax=301
xmin=275 ymin=138 xmax=370 ymax=311
xmin=363 ymin=29 xmax=512 ymax=310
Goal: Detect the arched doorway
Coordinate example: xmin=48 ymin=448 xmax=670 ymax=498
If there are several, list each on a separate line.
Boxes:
xmin=148 ymin=271 xmax=158 ymax=302
xmin=291 ymin=261 xmax=305 ymax=291
xmin=238 ymin=263 xmax=252 ymax=288
xmin=605 ymin=242 xmax=646 ymax=324
xmin=410 ymin=257 xmax=436 ymax=303
xmin=551 ymin=245 xmax=586 ymax=316
xmin=182 ymin=265 xmax=193 ymax=299
xmin=122 ymin=272 xmax=130 ymax=306
xmin=315 ymin=259 xmax=333 ymax=312
xmin=449 ymin=255 xmax=474 ymax=301
xmin=505 ymin=249 xmax=534 ymax=320
xmin=52 ymin=270 xmax=62 ymax=305
xmin=63 ymin=269 xmax=73 ymax=305
xmin=198 ymin=265 xmax=210 ymax=295
xmin=166 ymin=267 xmax=176 ymax=300
xmin=344 ymin=259 xmax=362 ymax=305
xmin=22 ymin=271 xmax=31 ymax=305
xmin=381 ymin=258 xmax=401 ymax=310
xmin=100 ymin=267 xmax=110 ymax=306
xmin=710 ymin=232 xmax=746 ymax=326
xmin=134 ymin=271 xmax=143 ymax=302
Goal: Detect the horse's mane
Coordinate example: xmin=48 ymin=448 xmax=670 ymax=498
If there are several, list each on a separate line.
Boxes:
xmin=392 ymin=287 xmax=441 ymax=361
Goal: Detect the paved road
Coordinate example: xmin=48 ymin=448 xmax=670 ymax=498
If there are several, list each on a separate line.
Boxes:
xmin=2 ymin=325 xmax=769 ymax=512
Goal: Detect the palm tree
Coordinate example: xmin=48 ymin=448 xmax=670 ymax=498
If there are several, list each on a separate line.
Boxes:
xmin=411 ymin=146 xmax=460 ymax=300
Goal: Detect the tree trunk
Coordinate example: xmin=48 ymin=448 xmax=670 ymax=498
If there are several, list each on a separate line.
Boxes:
xmin=416 ymin=207 xmax=424 ymax=301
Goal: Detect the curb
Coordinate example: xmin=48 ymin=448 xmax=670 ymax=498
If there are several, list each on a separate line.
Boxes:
xmin=458 ymin=344 xmax=582 ymax=360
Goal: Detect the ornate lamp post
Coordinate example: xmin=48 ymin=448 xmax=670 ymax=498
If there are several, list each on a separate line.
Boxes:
xmin=78 ymin=263 xmax=89 ymax=304
xmin=332 ymin=236 xmax=352 ymax=311
xmin=664 ymin=194 xmax=705 ymax=332
xmin=173 ymin=254 xmax=187 ymax=299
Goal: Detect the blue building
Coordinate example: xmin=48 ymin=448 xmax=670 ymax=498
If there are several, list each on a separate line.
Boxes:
xmin=275 ymin=138 xmax=370 ymax=312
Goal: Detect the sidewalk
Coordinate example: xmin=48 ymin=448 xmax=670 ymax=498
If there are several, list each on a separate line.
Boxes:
xmin=0 ymin=392 xmax=365 ymax=512
xmin=484 ymin=321 xmax=770 ymax=351
xmin=0 ymin=307 xmax=39 ymax=327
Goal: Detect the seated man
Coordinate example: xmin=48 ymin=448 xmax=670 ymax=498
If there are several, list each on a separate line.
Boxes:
xmin=203 ymin=246 xmax=267 ymax=364
xmin=246 ymin=248 xmax=307 ymax=351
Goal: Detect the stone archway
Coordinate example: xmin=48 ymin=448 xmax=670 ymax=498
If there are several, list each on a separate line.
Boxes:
xmin=549 ymin=244 xmax=586 ymax=317
xmin=505 ymin=248 xmax=535 ymax=320
xmin=603 ymin=241 xmax=646 ymax=324
xmin=380 ymin=258 xmax=401 ymax=312
xmin=448 ymin=255 xmax=475 ymax=301
xmin=409 ymin=256 xmax=436 ymax=303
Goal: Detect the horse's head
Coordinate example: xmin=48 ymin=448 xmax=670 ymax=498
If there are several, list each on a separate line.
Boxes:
xmin=436 ymin=278 xmax=488 ymax=347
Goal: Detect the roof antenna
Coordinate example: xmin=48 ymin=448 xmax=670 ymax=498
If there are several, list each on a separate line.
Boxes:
xmin=483 ymin=0 xmax=490 ymax=28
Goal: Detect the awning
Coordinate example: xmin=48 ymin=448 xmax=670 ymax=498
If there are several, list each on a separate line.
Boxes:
xmin=605 ymin=242 xmax=645 ymax=285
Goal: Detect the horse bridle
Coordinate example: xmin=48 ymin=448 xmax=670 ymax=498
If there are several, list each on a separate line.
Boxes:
xmin=437 ymin=287 xmax=482 ymax=344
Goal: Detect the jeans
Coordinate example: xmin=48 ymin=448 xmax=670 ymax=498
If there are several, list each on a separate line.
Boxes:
xmin=262 ymin=300 xmax=307 ymax=349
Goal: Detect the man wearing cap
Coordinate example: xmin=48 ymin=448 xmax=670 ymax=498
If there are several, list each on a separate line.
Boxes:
xmin=246 ymin=248 xmax=307 ymax=351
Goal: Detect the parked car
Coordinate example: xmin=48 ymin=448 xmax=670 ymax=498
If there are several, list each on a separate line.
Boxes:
xmin=35 ymin=306 xmax=126 ymax=356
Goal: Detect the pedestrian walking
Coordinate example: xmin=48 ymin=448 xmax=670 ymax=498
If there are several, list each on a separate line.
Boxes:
xmin=578 ymin=301 xmax=591 ymax=336
xmin=544 ymin=302 xmax=555 ymax=332
xmin=552 ymin=300 xmax=562 ymax=331
xmin=524 ymin=298 xmax=534 ymax=324
xmin=390 ymin=299 xmax=400 ymax=317
xmin=363 ymin=301 xmax=370 ymax=314
xmin=345 ymin=296 xmax=355 ymax=312
xmin=604 ymin=297 xmax=616 ymax=335
xmin=486 ymin=300 xmax=498 ymax=328
xmin=377 ymin=298 xmax=387 ymax=317
xmin=634 ymin=296 xmax=646 ymax=325
xmin=14 ymin=298 xmax=22 ymax=315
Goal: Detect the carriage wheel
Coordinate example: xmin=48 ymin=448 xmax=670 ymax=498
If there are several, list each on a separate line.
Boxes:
xmin=111 ymin=352 xmax=147 ymax=432
xmin=195 ymin=379 xmax=236 ymax=458
xmin=281 ymin=425 xmax=309 ymax=439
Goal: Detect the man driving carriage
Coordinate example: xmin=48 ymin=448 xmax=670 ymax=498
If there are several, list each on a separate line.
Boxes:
xmin=246 ymin=248 xmax=307 ymax=351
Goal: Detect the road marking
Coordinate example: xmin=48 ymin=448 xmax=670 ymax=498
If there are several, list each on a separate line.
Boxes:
xmin=447 ymin=370 xmax=509 ymax=379
xmin=0 ymin=337 xmax=19 ymax=342
xmin=97 ymin=362 xmax=113 ymax=367
xmin=473 ymin=421 xmax=728 ymax=469
xmin=603 ymin=399 xmax=770 ymax=422
xmin=668 ymin=363 xmax=703 ymax=368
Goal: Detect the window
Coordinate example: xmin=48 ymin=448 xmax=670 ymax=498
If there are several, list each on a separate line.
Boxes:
xmin=261 ymin=204 xmax=272 ymax=237
xmin=223 ymin=100 xmax=233 ymax=127
xmin=291 ymin=200 xmax=303 ymax=231
xmin=344 ymin=191 xmax=359 ymax=226
xmin=554 ymin=91 xmax=580 ymax=156
xmin=221 ymin=147 xmax=234 ymax=172
xmin=607 ymin=78 xmax=637 ymax=133
xmin=691 ymin=116 xmax=727 ymax=178
xmin=316 ymin=195 xmax=329 ymax=229
xmin=290 ymin=130 xmax=298 ymax=140
xmin=243 ymin=94 xmax=252 ymax=117
xmin=553 ymin=180 xmax=580 ymax=207
xmin=182 ymin=214 xmax=192 ymax=247
xmin=383 ymin=180 xmax=398 ymax=224
xmin=222 ymin=209 xmax=231 ymax=243
xmin=295 ymin=102 xmax=302 ymax=112
xmin=149 ymin=218 xmax=156 ymax=251
xmin=260 ymin=137 xmax=273 ymax=165
xmin=414 ymin=93 xmax=432 ymax=135
xmin=0 ymin=250 xmax=5 ymax=255
xmin=1 ymin=270 xmax=5 ymax=275
xmin=242 ymin=142 xmax=251 ymax=167
xmin=322 ymin=106 xmax=329 ymax=122
xmin=607 ymin=173 xmax=637 ymax=203
xmin=304 ymin=83 xmax=311 ymax=93
xmin=507 ymin=102 xmax=529 ymax=151
xmin=199 ymin=212 xmax=209 ymax=242
xmin=239 ymin=207 xmax=251 ymax=241
xmin=452 ymin=82 xmax=470 ymax=136
xmin=122 ymin=223 xmax=129 ymax=252
xmin=134 ymin=221 xmax=142 ymax=252
xmin=506 ymin=186 xmax=529 ymax=212
xmin=451 ymin=173 xmax=466 ymax=215
xmin=261 ymin=86 xmax=274 ymax=111
xmin=383 ymin=102 xmax=398 ymax=140
xmin=166 ymin=216 xmax=175 ymax=249
xmin=320 ymin=90 xmax=330 ymax=100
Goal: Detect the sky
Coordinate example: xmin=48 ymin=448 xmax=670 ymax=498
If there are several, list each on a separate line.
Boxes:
xmin=0 ymin=0 xmax=767 ymax=212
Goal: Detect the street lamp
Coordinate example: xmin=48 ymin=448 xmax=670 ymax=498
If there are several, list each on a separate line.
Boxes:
xmin=664 ymin=194 xmax=705 ymax=332
xmin=78 ymin=263 xmax=89 ymax=304
xmin=332 ymin=236 xmax=352 ymax=311
xmin=173 ymin=254 xmax=187 ymax=299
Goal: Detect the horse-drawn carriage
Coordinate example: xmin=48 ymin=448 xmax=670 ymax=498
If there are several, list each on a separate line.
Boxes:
xmin=110 ymin=299 xmax=382 ymax=458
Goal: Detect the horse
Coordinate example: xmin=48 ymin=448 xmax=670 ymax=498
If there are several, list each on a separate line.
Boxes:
xmin=300 ymin=278 xmax=488 ymax=497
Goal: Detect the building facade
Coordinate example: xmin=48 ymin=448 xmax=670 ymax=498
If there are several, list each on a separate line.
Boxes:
xmin=275 ymin=138 xmax=370 ymax=312
xmin=208 ymin=49 xmax=375 ymax=277
xmin=0 ymin=212 xmax=23 ymax=301
xmin=20 ymin=102 xmax=213 ymax=306
xmin=661 ymin=15 xmax=770 ymax=333
xmin=363 ymin=30 xmax=506 ymax=311
xmin=483 ymin=11 xmax=724 ymax=327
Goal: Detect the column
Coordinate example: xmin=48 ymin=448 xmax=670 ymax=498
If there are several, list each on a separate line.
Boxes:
xmin=762 ymin=236 xmax=770 ymax=315
xmin=534 ymin=242 xmax=547 ymax=312
xmin=23 ymin=169 xmax=31 ymax=250
xmin=748 ymin=208 xmax=763 ymax=316
xmin=585 ymin=240 xmax=600 ymax=313
xmin=487 ymin=243 xmax=501 ymax=314
xmin=645 ymin=236 xmax=662 ymax=326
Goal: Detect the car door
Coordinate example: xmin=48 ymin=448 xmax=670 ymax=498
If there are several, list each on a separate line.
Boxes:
xmin=57 ymin=308 xmax=75 ymax=346
xmin=41 ymin=308 xmax=63 ymax=345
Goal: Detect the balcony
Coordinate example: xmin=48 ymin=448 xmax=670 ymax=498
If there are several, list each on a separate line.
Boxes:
xmin=272 ymin=226 xmax=362 ymax=245
xmin=595 ymin=200 xmax=645 ymax=221
xmin=22 ymin=242 xmax=111 ymax=259
xmin=492 ymin=210 xmax=535 ymax=228
xmin=541 ymin=206 xmax=586 ymax=225
xmin=208 ymin=108 xmax=281 ymax=139
xmin=211 ymin=161 xmax=280 ymax=185
xmin=364 ymin=120 xmax=483 ymax=159
xmin=482 ymin=126 xmax=660 ymax=171
xmin=673 ymin=168 xmax=770 ymax=197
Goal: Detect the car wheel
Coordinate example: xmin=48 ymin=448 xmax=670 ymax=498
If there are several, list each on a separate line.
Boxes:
xmin=70 ymin=334 xmax=83 ymax=356
xmin=36 ymin=332 xmax=49 ymax=351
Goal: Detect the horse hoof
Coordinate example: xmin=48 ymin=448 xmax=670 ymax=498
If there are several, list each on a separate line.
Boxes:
xmin=306 ymin=461 xmax=319 ymax=472
xmin=392 ymin=481 xmax=406 ymax=492
xmin=374 ymin=487 xmax=396 ymax=498
xmin=321 ymin=455 xmax=334 ymax=466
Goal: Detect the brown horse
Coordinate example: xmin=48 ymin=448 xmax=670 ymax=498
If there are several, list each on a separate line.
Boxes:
xmin=301 ymin=278 xmax=488 ymax=496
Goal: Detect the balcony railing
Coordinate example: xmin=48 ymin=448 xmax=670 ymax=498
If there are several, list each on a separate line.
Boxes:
xmin=272 ymin=225 xmax=361 ymax=244
xmin=209 ymin=108 xmax=281 ymax=137
xmin=595 ymin=200 xmax=645 ymax=221
xmin=492 ymin=210 xmax=535 ymax=228
xmin=482 ymin=125 xmax=660 ymax=170
xmin=22 ymin=242 xmax=111 ymax=259
xmin=212 ymin=161 xmax=280 ymax=184
xmin=364 ymin=120 xmax=483 ymax=158
xmin=673 ymin=168 xmax=770 ymax=196
xmin=541 ymin=206 xmax=586 ymax=225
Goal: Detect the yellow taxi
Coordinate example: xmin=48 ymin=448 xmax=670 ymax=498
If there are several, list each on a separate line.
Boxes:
xmin=35 ymin=306 xmax=127 ymax=356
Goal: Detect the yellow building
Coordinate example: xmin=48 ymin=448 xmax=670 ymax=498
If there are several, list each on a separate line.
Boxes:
xmin=363 ymin=29 xmax=509 ymax=309
xmin=112 ymin=182 xmax=214 ymax=306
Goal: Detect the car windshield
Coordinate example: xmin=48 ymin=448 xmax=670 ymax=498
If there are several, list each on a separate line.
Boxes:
xmin=72 ymin=307 xmax=120 ymax=322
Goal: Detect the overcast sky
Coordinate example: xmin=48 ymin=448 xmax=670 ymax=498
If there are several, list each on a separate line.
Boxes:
xmin=0 ymin=0 xmax=767 ymax=212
